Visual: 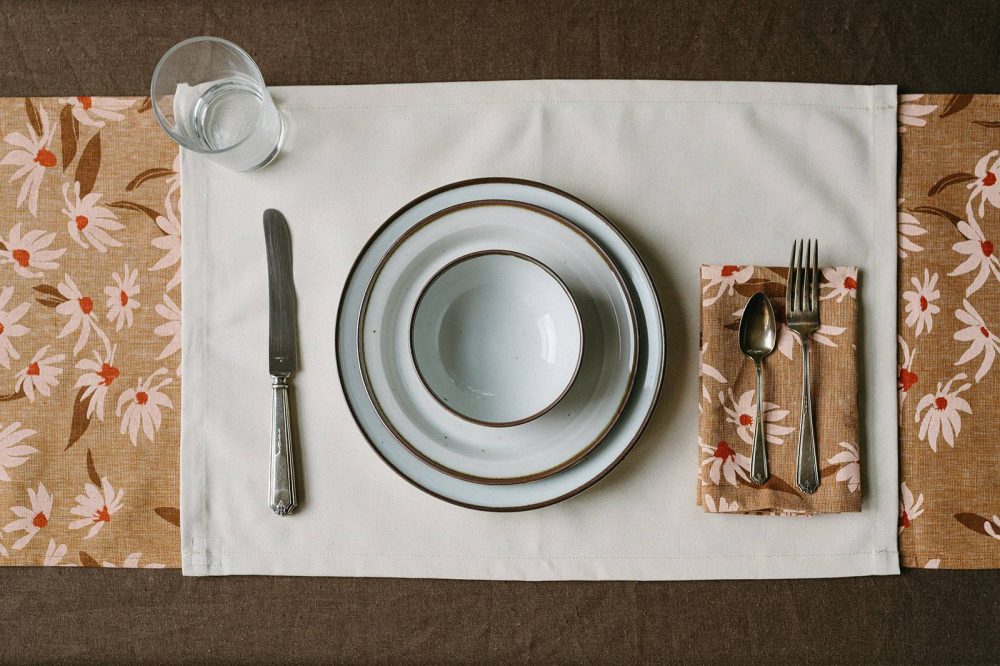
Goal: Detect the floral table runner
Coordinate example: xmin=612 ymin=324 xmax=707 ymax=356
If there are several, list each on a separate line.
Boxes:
xmin=897 ymin=94 xmax=1000 ymax=569
xmin=0 ymin=96 xmax=180 ymax=567
xmin=0 ymin=94 xmax=996 ymax=569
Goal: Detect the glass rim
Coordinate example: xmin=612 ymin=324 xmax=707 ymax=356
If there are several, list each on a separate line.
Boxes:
xmin=150 ymin=35 xmax=270 ymax=155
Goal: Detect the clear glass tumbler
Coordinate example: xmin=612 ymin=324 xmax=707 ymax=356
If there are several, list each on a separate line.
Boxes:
xmin=151 ymin=37 xmax=284 ymax=171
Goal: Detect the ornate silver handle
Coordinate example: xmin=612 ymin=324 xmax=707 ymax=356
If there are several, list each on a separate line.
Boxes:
xmin=269 ymin=375 xmax=298 ymax=515
xmin=749 ymin=359 xmax=769 ymax=485
xmin=796 ymin=338 xmax=820 ymax=493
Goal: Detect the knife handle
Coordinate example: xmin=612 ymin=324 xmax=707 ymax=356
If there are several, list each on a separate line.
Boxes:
xmin=269 ymin=375 xmax=298 ymax=516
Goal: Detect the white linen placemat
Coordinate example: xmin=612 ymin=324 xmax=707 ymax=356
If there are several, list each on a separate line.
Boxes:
xmin=181 ymin=80 xmax=899 ymax=579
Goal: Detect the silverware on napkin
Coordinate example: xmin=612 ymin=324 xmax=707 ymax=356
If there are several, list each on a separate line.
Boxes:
xmin=786 ymin=239 xmax=821 ymax=494
xmin=264 ymin=208 xmax=299 ymax=515
xmin=739 ymin=291 xmax=778 ymax=485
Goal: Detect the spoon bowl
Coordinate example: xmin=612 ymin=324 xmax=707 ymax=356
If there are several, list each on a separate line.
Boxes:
xmin=739 ymin=292 xmax=778 ymax=361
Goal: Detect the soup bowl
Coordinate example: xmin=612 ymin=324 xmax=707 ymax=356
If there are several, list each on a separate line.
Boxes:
xmin=410 ymin=250 xmax=583 ymax=427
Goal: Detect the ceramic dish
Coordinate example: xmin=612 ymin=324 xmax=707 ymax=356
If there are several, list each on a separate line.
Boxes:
xmin=411 ymin=250 xmax=584 ymax=427
xmin=360 ymin=200 xmax=636 ymax=484
xmin=337 ymin=179 xmax=664 ymax=510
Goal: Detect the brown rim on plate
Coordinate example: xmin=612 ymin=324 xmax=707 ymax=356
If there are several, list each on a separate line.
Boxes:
xmin=357 ymin=198 xmax=638 ymax=485
xmin=336 ymin=177 xmax=664 ymax=510
xmin=410 ymin=248 xmax=586 ymax=428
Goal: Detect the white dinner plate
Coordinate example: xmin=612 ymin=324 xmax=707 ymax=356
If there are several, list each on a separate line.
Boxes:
xmin=360 ymin=201 xmax=637 ymax=483
xmin=337 ymin=179 xmax=664 ymax=510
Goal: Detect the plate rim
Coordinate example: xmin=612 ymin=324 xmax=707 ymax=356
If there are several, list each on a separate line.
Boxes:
xmin=336 ymin=177 xmax=665 ymax=511
xmin=358 ymin=198 xmax=637 ymax=484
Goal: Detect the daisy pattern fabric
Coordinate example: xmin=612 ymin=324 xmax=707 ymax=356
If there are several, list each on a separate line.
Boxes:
xmin=897 ymin=94 xmax=1000 ymax=569
xmin=698 ymin=265 xmax=862 ymax=515
xmin=0 ymin=97 xmax=179 ymax=568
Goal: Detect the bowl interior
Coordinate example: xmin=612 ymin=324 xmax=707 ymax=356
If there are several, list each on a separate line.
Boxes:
xmin=411 ymin=251 xmax=583 ymax=426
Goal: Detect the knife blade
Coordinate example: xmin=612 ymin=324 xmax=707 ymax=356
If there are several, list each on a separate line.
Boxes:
xmin=265 ymin=209 xmax=298 ymax=376
xmin=264 ymin=208 xmax=298 ymax=516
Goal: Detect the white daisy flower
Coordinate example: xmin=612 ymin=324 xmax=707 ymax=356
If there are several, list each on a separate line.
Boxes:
xmin=949 ymin=216 xmax=999 ymax=296
xmin=704 ymin=495 xmax=740 ymax=513
xmin=115 ymin=368 xmax=174 ymax=445
xmin=953 ymin=298 xmax=999 ymax=383
xmin=154 ymin=293 xmax=181 ymax=373
xmin=68 ymin=478 xmax=125 ymax=539
xmin=720 ymin=388 xmax=794 ymax=446
xmin=914 ymin=374 xmax=972 ymax=452
xmin=898 ymin=206 xmax=926 ymax=258
xmin=55 ymin=274 xmax=105 ymax=356
xmin=820 ymin=266 xmax=858 ymax=302
xmin=61 ymin=181 xmax=124 ymax=252
xmin=74 ymin=345 xmax=121 ymax=421
xmin=0 ymin=223 xmax=66 ymax=278
xmin=3 ymin=482 xmax=52 ymax=550
xmin=0 ymin=286 xmax=31 ymax=369
xmin=897 ymin=94 xmax=937 ymax=132
xmin=0 ymin=421 xmax=37 ymax=482
xmin=699 ymin=438 xmax=751 ymax=486
xmin=56 ymin=96 xmax=134 ymax=127
xmin=701 ymin=265 xmax=753 ymax=306
xmin=902 ymin=269 xmax=940 ymax=337
xmin=966 ymin=149 xmax=1000 ymax=218
xmin=43 ymin=538 xmax=71 ymax=566
xmin=827 ymin=442 xmax=860 ymax=493
xmin=14 ymin=345 xmax=65 ymax=402
xmin=150 ymin=193 xmax=181 ymax=292
xmin=0 ymin=103 xmax=56 ymax=215
xmin=104 ymin=264 xmax=140 ymax=331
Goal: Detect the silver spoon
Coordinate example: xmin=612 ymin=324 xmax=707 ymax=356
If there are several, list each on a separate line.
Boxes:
xmin=739 ymin=291 xmax=778 ymax=485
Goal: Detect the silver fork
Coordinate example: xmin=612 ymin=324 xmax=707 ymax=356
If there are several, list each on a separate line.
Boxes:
xmin=786 ymin=239 xmax=821 ymax=494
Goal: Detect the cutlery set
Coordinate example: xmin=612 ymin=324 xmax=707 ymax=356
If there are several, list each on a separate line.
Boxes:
xmin=738 ymin=239 xmax=822 ymax=494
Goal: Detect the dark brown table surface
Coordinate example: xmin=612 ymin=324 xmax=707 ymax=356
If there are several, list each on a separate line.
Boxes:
xmin=2 ymin=1 xmax=998 ymax=663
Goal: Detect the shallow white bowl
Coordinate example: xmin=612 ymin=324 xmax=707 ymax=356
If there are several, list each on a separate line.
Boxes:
xmin=411 ymin=251 xmax=583 ymax=427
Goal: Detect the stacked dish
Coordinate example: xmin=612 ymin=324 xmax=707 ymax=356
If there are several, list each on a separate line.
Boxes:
xmin=337 ymin=179 xmax=664 ymax=510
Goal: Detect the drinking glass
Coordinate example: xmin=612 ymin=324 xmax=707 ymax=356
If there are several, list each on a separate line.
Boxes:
xmin=151 ymin=37 xmax=284 ymax=171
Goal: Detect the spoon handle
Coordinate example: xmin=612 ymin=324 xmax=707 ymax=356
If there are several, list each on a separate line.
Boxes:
xmin=750 ymin=360 xmax=769 ymax=485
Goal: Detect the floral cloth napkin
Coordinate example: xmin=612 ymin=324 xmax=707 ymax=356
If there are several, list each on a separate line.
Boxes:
xmin=698 ymin=264 xmax=862 ymax=515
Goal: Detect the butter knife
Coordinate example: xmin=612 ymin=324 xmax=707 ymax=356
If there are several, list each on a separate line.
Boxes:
xmin=264 ymin=208 xmax=299 ymax=516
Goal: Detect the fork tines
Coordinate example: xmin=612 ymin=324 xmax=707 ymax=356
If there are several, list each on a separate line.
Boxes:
xmin=786 ymin=238 xmax=819 ymax=318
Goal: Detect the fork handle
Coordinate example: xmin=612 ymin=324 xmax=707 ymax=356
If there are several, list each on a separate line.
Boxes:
xmin=796 ymin=337 xmax=820 ymax=494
